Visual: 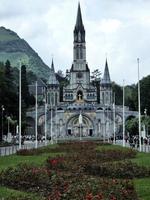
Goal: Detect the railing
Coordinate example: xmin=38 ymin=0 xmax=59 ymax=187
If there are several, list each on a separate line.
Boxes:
xmin=115 ymin=140 xmax=150 ymax=153
xmin=0 ymin=142 xmax=49 ymax=156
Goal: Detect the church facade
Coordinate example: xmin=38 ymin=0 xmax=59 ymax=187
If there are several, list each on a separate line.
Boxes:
xmin=27 ymin=4 xmax=138 ymax=140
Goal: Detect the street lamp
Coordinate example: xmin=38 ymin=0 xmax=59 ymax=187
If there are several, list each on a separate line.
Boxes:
xmin=137 ymin=58 xmax=142 ymax=152
xmin=113 ymin=93 xmax=116 ymax=144
xmin=35 ymin=81 xmax=38 ymax=148
xmin=1 ymin=105 xmax=5 ymax=141
xmin=19 ymin=61 xmax=22 ymax=149
xmin=144 ymin=108 xmax=147 ymax=137
xmin=55 ymin=106 xmax=58 ymax=144
xmin=44 ymin=97 xmax=47 ymax=145
xmin=123 ymin=80 xmax=125 ymax=147
xmin=50 ymin=103 xmax=53 ymax=144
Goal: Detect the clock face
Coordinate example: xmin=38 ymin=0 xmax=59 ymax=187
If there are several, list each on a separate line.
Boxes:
xmin=77 ymin=72 xmax=83 ymax=78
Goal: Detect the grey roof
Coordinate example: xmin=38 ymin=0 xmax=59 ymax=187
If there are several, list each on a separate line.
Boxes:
xmin=29 ymin=79 xmax=46 ymax=95
xmin=37 ymin=79 xmax=47 ymax=87
xmin=101 ymin=59 xmax=111 ymax=85
xmin=47 ymin=59 xmax=59 ymax=85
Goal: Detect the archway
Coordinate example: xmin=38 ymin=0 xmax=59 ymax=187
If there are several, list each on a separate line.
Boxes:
xmin=66 ymin=114 xmax=94 ymax=137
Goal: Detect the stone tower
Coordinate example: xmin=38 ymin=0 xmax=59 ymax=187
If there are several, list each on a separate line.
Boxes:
xmin=100 ymin=59 xmax=112 ymax=105
xmin=63 ymin=3 xmax=97 ymax=103
xmin=47 ymin=59 xmax=59 ymax=106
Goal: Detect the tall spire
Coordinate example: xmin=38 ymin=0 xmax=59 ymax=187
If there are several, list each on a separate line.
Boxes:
xmin=75 ymin=2 xmax=84 ymax=30
xmin=101 ymin=59 xmax=111 ymax=85
xmin=74 ymin=2 xmax=85 ymax=43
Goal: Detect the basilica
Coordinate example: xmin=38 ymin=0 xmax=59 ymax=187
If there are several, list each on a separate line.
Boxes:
xmin=27 ymin=3 xmax=138 ymax=139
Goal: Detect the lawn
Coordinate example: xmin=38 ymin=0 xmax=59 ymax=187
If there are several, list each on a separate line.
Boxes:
xmin=0 ymin=143 xmax=150 ymax=200
xmin=0 ymin=186 xmax=44 ymax=200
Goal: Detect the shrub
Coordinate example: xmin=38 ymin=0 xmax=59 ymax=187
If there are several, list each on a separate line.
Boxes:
xmin=85 ymin=160 xmax=150 ymax=179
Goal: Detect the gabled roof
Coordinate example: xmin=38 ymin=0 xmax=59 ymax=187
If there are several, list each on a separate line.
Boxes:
xmin=101 ymin=59 xmax=111 ymax=85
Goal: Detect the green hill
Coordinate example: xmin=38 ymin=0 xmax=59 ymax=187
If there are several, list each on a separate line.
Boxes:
xmin=0 ymin=26 xmax=50 ymax=80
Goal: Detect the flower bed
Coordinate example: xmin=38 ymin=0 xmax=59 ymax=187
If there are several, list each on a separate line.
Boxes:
xmin=1 ymin=141 xmax=149 ymax=199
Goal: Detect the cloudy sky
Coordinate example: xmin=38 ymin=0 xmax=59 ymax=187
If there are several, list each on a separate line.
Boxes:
xmin=0 ymin=0 xmax=150 ymax=85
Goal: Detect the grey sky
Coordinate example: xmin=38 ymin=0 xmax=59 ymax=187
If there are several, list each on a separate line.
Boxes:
xmin=0 ymin=0 xmax=150 ymax=85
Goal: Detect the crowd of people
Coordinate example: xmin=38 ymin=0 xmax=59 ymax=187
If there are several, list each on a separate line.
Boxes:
xmin=128 ymin=136 xmax=150 ymax=148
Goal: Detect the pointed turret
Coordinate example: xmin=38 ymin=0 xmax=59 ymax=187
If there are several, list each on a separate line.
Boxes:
xmin=101 ymin=59 xmax=111 ymax=85
xmin=47 ymin=59 xmax=59 ymax=85
xmin=51 ymin=58 xmax=54 ymax=72
xmin=100 ymin=59 xmax=112 ymax=105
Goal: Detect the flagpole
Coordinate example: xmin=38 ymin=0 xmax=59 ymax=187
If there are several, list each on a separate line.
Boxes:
xmin=35 ymin=81 xmax=38 ymax=148
xmin=137 ymin=58 xmax=142 ymax=152
xmin=55 ymin=106 xmax=58 ymax=144
xmin=19 ymin=61 xmax=22 ymax=149
xmin=44 ymin=98 xmax=47 ymax=146
xmin=113 ymin=93 xmax=116 ymax=144
xmin=123 ymin=80 xmax=125 ymax=147
xmin=103 ymin=109 xmax=105 ymax=142
xmin=50 ymin=99 xmax=53 ymax=144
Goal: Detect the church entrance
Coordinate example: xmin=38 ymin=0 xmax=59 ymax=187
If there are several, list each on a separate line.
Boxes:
xmin=66 ymin=114 xmax=93 ymax=137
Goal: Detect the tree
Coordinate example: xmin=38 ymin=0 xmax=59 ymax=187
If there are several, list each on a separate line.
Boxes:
xmin=21 ymin=65 xmax=31 ymax=108
xmin=139 ymin=75 xmax=150 ymax=115
xmin=112 ymin=82 xmax=123 ymax=105
xmin=0 ymin=61 xmax=19 ymax=140
xmin=91 ymin=69 xmax=101 ymax=83
xmin=125 ymin=117 xmax=138 ymax=137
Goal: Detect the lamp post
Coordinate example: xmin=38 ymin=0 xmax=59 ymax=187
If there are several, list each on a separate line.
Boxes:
xmin=123 ymin=80 xmax=125 ymax=147
xmin=44 ymin=97 xmax=47 ymax=145
xmin=50 ymin=93 xmax=53 ymax=144
xmin=35 ymin=81 xmax=38 ymax=148
xmin=113 ymin=93 xmax=116 ymax=144
xmin=144 ymin=108 xmax=147 ymax=137
xmin=106 ymin=106 xmax=109 ymax=142
xmin=55 ymin=106 xmax=58 ymax=144
xmin=103 ymin=108 xmax=105 ymax=142
xmin=19 ymin=62 xmax=22 ymax=149
xmin=1 ymin=105 xmax=5 ymax=141
xmin=50 ymin=104 xmax=53 ymax=144
xmin=137 ymin=58 xmax=142 ymax=152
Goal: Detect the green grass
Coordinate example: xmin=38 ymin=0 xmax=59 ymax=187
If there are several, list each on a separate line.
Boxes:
xmin=0 ymin=152 xmax=63 ymax=170
xmin=134 ymin=178 xmax=150 ymax=200
xmin=131 ymin=152 xmax=150 ymax=167
xmin=0 ymin=144 xmax=63 ymax=170
xmin=97 ymin=144 xmax=150 ymax=200
xmin=0 ymin=143 xmax=150 ymax=200
xmin=0 ymin=186 xmax=44 ymax=200
xmin=96 ymin=144 xmax=131 ymax=151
